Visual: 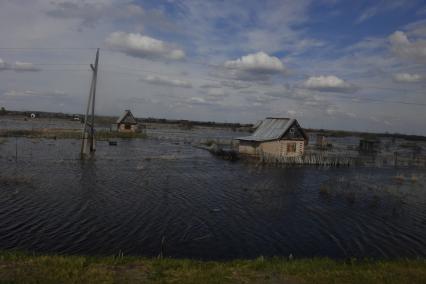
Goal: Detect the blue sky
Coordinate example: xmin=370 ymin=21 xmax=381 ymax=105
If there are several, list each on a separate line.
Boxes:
xmin=0 ymin=0 xmax=425 ymax=134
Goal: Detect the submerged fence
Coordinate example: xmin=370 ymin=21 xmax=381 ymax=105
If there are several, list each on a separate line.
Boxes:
xmin=258 ymin=151 xmax=355 ymax=166
xmin=256 ymin=150 xmax=426 ymax=167
xmin=197 ymin=140 xmax=426 ymax=168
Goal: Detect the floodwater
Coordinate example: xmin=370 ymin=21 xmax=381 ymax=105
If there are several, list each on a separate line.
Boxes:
xmin=0 ymin=120 xmax=425 ymax=259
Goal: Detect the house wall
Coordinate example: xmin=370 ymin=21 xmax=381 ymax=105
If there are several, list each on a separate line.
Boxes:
xmin=259 ymin=140 xmax=304 ymax=157
xmin=238 ymin=141 xmax=258 ymax=155
xmin=118 ymin=123 xmax=138 ymax=133
xmin=238 ymin=139 xmax=305 ymax=157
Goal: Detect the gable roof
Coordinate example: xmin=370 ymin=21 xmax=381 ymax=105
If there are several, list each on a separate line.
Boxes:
xmin=237 ymin=117 xmax=307 ymax=142
xmin=116 ymin=110 xmax=137 ymax=124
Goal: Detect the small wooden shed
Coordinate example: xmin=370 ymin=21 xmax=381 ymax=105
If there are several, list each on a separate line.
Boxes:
xmin=316 ymin=134 xmax=327 ymax=148
xmin=236 ymin=117 xmax=308 ymax=157
xmin=116 ymin=110 xmax=138 ymax=133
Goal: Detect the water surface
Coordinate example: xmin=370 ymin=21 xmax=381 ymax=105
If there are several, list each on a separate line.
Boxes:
xmin=0 ymin=126 xmax=425 ymax=259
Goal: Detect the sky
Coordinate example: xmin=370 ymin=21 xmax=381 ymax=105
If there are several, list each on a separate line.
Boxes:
xmin=0 ymin=0 xmax=426 ymax=135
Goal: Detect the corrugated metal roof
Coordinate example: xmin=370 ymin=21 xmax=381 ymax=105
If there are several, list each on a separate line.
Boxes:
xmin=116 ymin=110 xmax=137 ymax=124
xmin=237 ymin=117 xmax=295 ymax=142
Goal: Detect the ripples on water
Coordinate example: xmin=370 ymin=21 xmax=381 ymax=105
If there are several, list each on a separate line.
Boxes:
xmin=0 ymin=129 xmax=425 ymax=260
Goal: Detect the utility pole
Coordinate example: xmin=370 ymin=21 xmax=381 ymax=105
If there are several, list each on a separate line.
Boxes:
xmin=81 ymin=48 xmax=99 ymax=158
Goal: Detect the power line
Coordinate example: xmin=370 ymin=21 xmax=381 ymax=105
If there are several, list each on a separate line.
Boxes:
xmin=1 ymin=48 xmax=425 ymax=107
xmin=8 ymin=61 xmax=421 ymax=96
xmin=100 ymin=64 xmax=426 ymax=95
xmin=99 ymin=67 xmax=426 ymax=107
xmin=31 ymin=63 xmax=90 ymax=66
xmin=0 ymin=47 xmax=97 ymax=50
xmin=291 ymin=89 xmax=426 ymax=107
xmin=36 ymin=69 xmax=90 ymax=71
xmin=2 ymin=60 xmax=424 ymax=101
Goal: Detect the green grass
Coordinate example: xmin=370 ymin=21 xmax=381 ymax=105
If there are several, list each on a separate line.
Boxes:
xmin=0 ymin=251 xmax=425 ymax=283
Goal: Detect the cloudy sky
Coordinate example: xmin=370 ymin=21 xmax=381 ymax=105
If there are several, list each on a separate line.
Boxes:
xmin=0 ymin=0 xmax=426 ymax=134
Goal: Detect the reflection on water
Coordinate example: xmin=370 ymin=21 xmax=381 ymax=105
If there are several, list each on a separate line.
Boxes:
xmin=0 ymin=128 xmax=425 ymax=260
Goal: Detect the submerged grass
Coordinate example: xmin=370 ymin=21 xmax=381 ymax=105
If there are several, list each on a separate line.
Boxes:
xmin=0 ymin=176 xmax=33 ymax=186
xmin=0 ymin=251 xmax=425 ymax=284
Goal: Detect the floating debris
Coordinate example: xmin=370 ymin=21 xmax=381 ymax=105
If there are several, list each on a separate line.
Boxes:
xmin=393 ymin=174 xmax=405 ymax=183
xmin=136 ymin=165 xmax=144 ymax=170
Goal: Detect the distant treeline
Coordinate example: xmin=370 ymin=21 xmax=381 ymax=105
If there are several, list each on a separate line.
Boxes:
xmin=2 ymin=110 xmax=81 ymax=119
xmin=0 ymin=109 xmax=252 ymax=129
xmin=2 ymin=109 xmax=426 ymax=141
xmin=307 ymin=128 xmax=426 ymax=142
xmin=139 ymin=117 xmax=252 ymax=129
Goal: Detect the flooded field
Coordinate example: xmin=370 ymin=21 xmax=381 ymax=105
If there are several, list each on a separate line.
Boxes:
xmin=0 ymin=118 xmax=425 ymax=260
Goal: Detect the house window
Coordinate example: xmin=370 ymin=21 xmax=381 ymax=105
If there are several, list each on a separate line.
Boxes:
xmin=287 ymin=143 xmax=296 ymax=153
xmin=125 ymin=124 xmax=131 ymax=130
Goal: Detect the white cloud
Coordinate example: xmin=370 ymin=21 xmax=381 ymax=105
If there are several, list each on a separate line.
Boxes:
xmin=13 ymin=61 xmax=40 ymax=72
xmin=405 ymin=20 xmax=426 ymax=37
xmin=140 ymin=75 xmax=192 ymax=88
xmin=0 ymin=58 xmax=6 ymax=70
xmin=389 ymin=31 xmax=410 ymax=45
xmin=205 ymin=88 xmax=229 ymax=102
xmin=106 ymin=32 xmax=185 ymax=60
xmin=223 ymin=51 xmax=286 ymax=81
xmin=0 ymin=0 xmax=425 ymax=134
xmin=46 ymin=1 xmax=145 ymax=28
xmin=225 ymin=51 xmax=284 ymax=73
xmin=393 ymin=73 xmax=423 ymax=83
xmin=303 ymin=75 xmax=357 ymax=93
xmin=221 ymin=80 xmax=251 ymax=89
xmin=325 ymin=105 xmax=356 ymax=118
xmin=389 ymin=30 xmax=426 ymax=62
xmin=200 ymin=83 xmax=221 ymax=89
xmin=187 ymin=97 xmax=214 ymax=106
xmin=246 ymin=95 xmax=276 ymax=105
xmin=189 ymin=97 xmax=206 ymax=103
xmin=0 ymin=59 xmax=40 ymax=72
xmin=356 ymin=1 xmax=407 ymax=24
xmin=4 ymin=89 xmax=68 ymax=97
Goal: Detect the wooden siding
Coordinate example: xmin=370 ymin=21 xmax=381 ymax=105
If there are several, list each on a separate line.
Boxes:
xmin=238 ymin=141 xmax=258 ymax=155
xmin=259 ymin=140 xmax=304 ymax=157
xmin=238 ymin=140 xmax=305 ymax=157
xmin=118 ymin=123 xmax=139 ymax=133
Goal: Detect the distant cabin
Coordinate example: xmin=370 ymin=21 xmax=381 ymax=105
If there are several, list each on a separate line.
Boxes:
xmin=236 ymin=117 xmax=308 ymax=157
xmin=359 ymin=139 xmax=380 ymax=153
xmin=116 ymin=110 xmax=139 ymax=133
xmin=316 ymin=134 xmax=327 ymax=148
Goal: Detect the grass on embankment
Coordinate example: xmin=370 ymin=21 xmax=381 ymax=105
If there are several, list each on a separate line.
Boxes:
xmin=0 ymin=252 xmax=425 ymax=284
xmin=0 ymin=129 xmax=146 ymax=139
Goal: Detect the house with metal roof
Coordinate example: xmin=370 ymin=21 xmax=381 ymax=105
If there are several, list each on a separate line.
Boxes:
xmin=236 ymin=117 xmax=308 ymax=157
xmin=116 ymin=110 xmax=139 ymax=133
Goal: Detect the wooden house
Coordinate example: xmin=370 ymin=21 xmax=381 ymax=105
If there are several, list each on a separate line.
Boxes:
xmin=236 ymin=117 xmax=308 ymax=157
xmin=116 ymin=110 xmax=139 ymax=133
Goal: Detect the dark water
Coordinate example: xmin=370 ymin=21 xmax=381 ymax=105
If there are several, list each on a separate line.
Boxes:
xmin=0 ymin=133 xmax=425 ymax=260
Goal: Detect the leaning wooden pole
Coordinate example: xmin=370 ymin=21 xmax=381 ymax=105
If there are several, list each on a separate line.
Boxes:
xmin=89 ymin=48 xmax=99 ymax=152
xmin=80 ymin=75 xmax=94 ymax=156
xmin=81 ymin=48 xmax=99 ymax=158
